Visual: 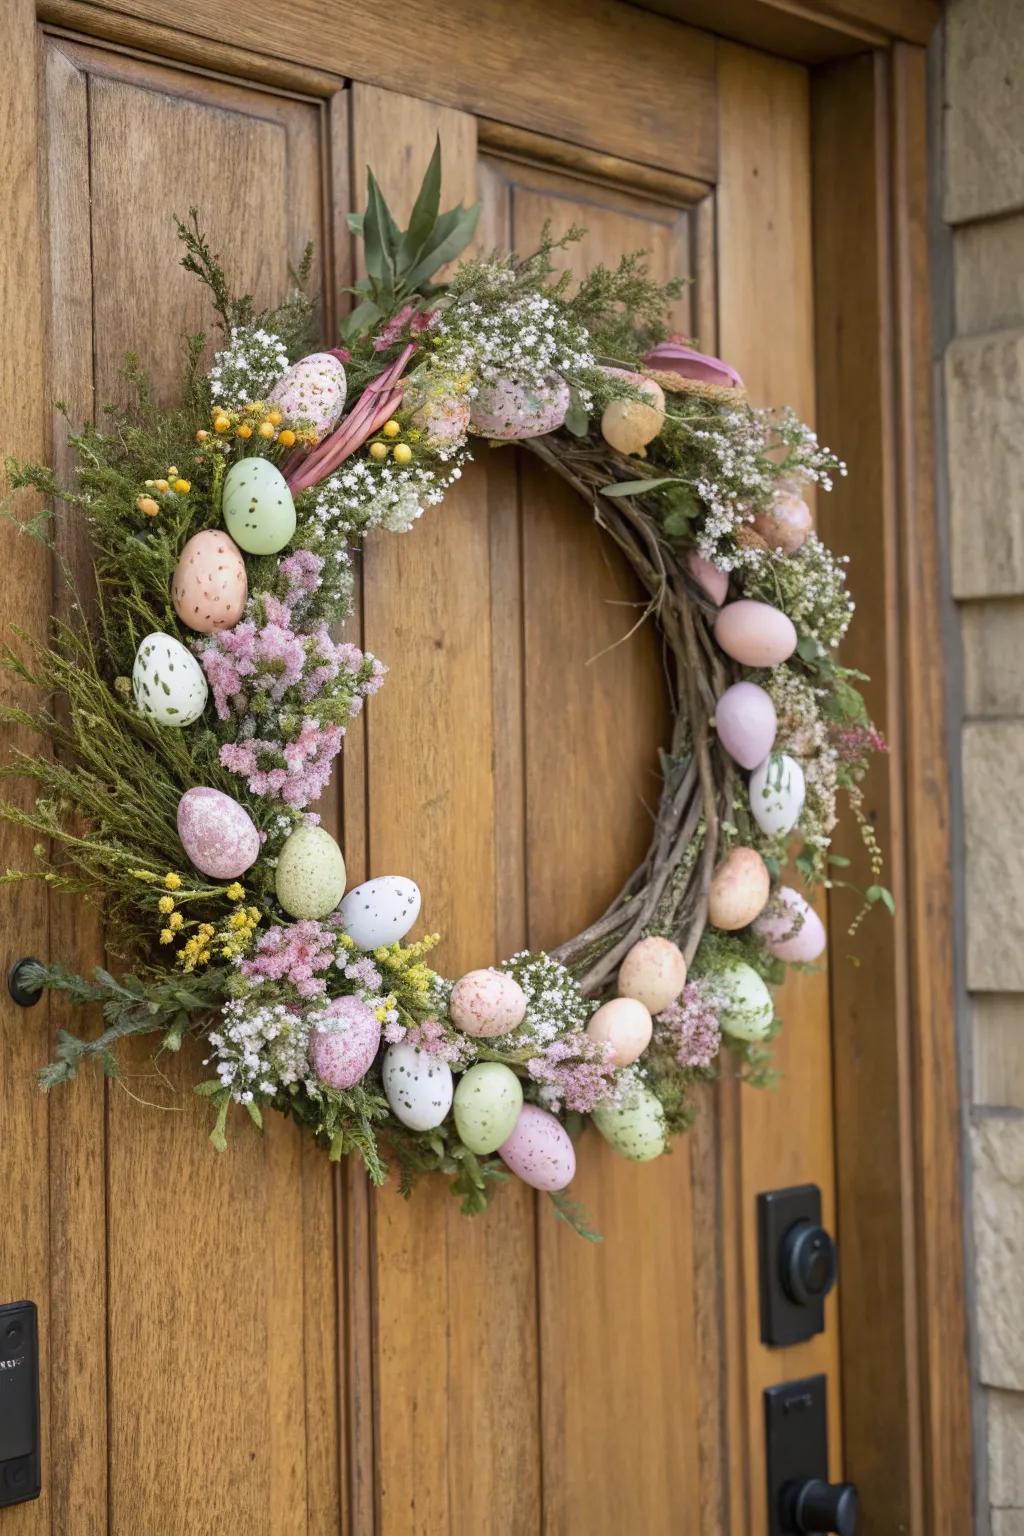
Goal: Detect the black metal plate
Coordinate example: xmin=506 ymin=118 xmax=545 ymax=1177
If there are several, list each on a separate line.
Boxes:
xmin=758 ymin=1183 xmax=828 ymax=1346
xmin=0 ymin=1301 xmax=40 ymax=1508
xmin=765 ymin=1373 xmax=829 ymax=1536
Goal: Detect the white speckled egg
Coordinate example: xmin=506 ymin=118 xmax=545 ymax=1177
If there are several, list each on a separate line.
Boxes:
xmin=716 ymin=959 xmax=774 ymax=1041
xmin=171 ymin=529 xmax=248 ymax=635
xmin=132 ymin=632 xmax=208 ymax=727
xmin=586 ymin=996 xmax=653 ymax=1067
xmin=309 ymin=996 xmax=380 ymax=1089
xmin=449 ymin=968 xmax=527 ymax=1038
xmin=617 ymin=936 xmax=688 ymax=1016
xmin=275 ymin=825 xmax=346 ymax=919
xmin=713 ymin=600 xmax=797 ymax=668
xmin=498 ymin=1103 xmax=576 ymax=1191
xmin=336 ymin=875 xmax=421 ymax=951
xmin=749 ymin=753 xmax=806 ymax=837
xmin=592 ymin=1085 xmax=667 ymax=1162
xmin=177 ymin=786 xmax=260 ymax=880
xmin=708 ymin=847 xmax=771 ymax=931
xmin=715 ymin=681 xmax=777 ymax=770
xmin=754 ymin=886 xmax=826 ymax=963
xmin=382 ymin=1042 xmax=454 ymax=1131
xmin=469 ymin=374 xmax=570 ymax=440
xmin=222 ymin=457 xmax=296 ymax=555
xmin=268 ymin=351 xmax=347 ymax=443
xmin=453 ymin=1062 xmax=524 ymax=1154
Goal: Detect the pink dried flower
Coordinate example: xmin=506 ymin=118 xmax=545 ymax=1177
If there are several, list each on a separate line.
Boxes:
xmin=656 ymin=980 xmax=722 ymax=1070
xmin=239 ymin=920 xmax=339 ymax=998
xmin=527 ymin=1030 xmax=618 ymax=1113
xmin=372 ymin=305 xmax=439 ymax=352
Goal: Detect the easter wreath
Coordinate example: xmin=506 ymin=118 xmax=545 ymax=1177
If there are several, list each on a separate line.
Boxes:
xmin=2 ymin=145 xmax=887 ymax=1237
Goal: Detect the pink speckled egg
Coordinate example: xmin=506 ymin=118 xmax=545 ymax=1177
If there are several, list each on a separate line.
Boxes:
xmin=617 ymin=937 xmax=688 ymax=1016
xmin=714 ymin=600 xmax=797 ymax=668
xmin=498 ymin=1103 xmax=576 ymax=1191
xmin=171 ymin=530 xmax=248 ymax=635
xmin=686 ymin=551 xmax=729 ymax=606
xmin=268 ymin=351 xmax=347 ymax=444
xmin=469 ymin=374 xmax=570 ymax=440
xmin=409 ymin=391 xmax=471 ymax=449
xmin=176 ymin=786 xmax=260 ymax=879
xmin=309 ymin=996 xmax=381 ymax=1090
xmin=715 ymin=681 xmax=778 ymax=770
xmin=449 ymin=968 xmax=527 ymax=1038
xmin=586 ymin=996 xmax=653 ymax=1067
xmin=708 ymin=847 xmax=771 ymax=931
xmin=753 ymin=490 xmax=813 ymax=554
xmin=754 ymin=886 xmax=826 ymax=963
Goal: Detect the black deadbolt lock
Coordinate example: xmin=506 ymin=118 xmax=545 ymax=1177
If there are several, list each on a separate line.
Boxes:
xmin=758 ymin=1184 xmax=837 ymax=1346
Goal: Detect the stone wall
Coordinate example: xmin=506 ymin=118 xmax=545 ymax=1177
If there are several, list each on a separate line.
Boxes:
xmin=942 ymin=2 xmax=1024 ymax=1529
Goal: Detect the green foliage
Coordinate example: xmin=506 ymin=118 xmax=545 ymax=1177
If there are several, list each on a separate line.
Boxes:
xmin=566 ymin=248 xmax=684 ymax=360
xmin=175 ymin=208 xmax=316 ymax=354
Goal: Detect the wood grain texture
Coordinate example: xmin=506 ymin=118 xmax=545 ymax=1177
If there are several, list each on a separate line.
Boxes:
xmin=635 ymin=0 xmax=938 ymax=56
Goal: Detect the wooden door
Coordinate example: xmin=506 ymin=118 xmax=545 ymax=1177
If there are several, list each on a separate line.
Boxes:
xmin=2 ymin=8 xmax=846 ymax=1533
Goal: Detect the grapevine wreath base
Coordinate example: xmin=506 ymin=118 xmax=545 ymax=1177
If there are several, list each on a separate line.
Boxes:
xmin=2 ymin=144 xmax=887 ymax=1237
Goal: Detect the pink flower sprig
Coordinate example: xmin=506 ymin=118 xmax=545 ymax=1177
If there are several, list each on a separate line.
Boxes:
xmin=220 ymin=718 xmax=345 ymax=809
xmin=372 ymin=305 xmax=439 ymax=353
xmin=286 ymin=343 xmax=416 ymax=494
xmin=656 ymin=980 xmax=722 ymax=1070
xmin=527 ymin=1031 xmax=618 ymax=1114
xmin=239 ymin=919 xmax=340 ymax=998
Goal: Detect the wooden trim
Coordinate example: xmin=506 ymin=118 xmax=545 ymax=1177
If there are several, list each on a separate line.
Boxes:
xmin=633 ymin=0 xmax=938 ymax=61
xmin=478 ymin=120 xmax=712 ymax=208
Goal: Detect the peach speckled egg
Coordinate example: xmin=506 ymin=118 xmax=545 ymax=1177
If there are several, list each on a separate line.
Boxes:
xmin=708 ymin=846 xmax=771 ymax=931
xmin=715 ymin=681 xmax=777 ymax=770
xmin=713 ymin=599 xmax=797 ymax=668
xmin=586 ymin=996 xmax=653 ymax=1067
xmin=753 ymin=490 xmax=813 ymax=554
xmin=171 ymin=530 xmax=247 ymax=635
xmin=754 ymin=886 xmax=826 ymax=963
xmin=469 ymin=374 xmax=570 ymax=440
xmin=176 ymin=786 xmax=260 ymax=880
xmin=498 ymin=1103 xmax=576 ymax=1191
xmin=268 ymin=351 xmax=347 ymax=443
xmin=449 ymin=968 xmax=527 ymax=1038
xmin=617 ymin=937 xmax=687 ymax=1016
xmin=309 ymin=996 xmax=381 ymax=1089
xmin=686 ymin=551 xmax=729 ymax=606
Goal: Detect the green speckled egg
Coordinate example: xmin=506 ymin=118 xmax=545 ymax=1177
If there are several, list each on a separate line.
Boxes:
xmin=453 ymin=1062 xmax=523 ymax=1154
xmin=222 ymin=457 xmax=296 ymax=555
xmin=592 ymin=1086 xmax=667 ymax=1162
xmin=275 ymin=825 xmax=346 ymax=919
xmin=716 ymin=958 xmax=774 ymax=1042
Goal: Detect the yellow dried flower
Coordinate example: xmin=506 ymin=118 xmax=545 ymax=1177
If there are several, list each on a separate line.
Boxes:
xmin=173 ymin=478 xmax=191 ymax=494
xmin=158 ymin=895 xmax=175 ymax=914
xmin=159 ymin=928 xmax=174 ymax=945
xmin=168 ymin=912 xmax=184 ymax=932
xmin=163 ymin=872 xmax=182 ymax=890
xmin=226 ymin=883 xmax=245 ymax=902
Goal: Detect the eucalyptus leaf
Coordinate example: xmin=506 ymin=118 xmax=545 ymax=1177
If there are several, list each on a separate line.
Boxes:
xmin=340 ymin=298 xmax=383 ymax=343
xmin=601 ymin=476 xmax=682 ymax=498
xmin=403 ymin=203 xmax=480 ymax=292
xmin=564 ymin=389 xmax=590 ymax=437
xmin=399 ymin=135 xmax=443 ymax=270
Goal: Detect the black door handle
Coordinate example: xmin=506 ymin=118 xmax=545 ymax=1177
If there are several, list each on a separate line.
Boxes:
xmin=785 ymin=1477 xmax=858 ymax=1535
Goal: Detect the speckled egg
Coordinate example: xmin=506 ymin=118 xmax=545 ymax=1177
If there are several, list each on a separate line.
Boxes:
xmin=598 ymin=367 xmax=666 ymax=455
xmin=222 ymin=457 xmax=296 ymax=555
xmin=753 ymin=490 xmax=813 ymax=554
xmin=708 ymin=847 xmax=771 ymax=930
xmin=275 ymin=824 xmax=346 ymax=920
xmin=716 ymin=959 xmax=774 ymax=1041
xmin=336 ymin=875 xmax=421 ymax=951
xmin=686 ymin=551 xmax=729 ymax=607
xmin=754 ymin=886 xmax=826 ymax=963
xmin=171 ymin=529 xmax=248 ymax=635
xmin=592 ymin=1085 xmax=667 ymax=1162
xmin=132 ymin=632 xmax=208 ymax=727
xmin=449 ymin=968 xmax=527 ymax=1038
xmin=715 ymin=681 xmax=777 ymax=770
xmin=268 ymin=351 xmax=347 ymax=443
xmin=177 ymin=786 xmax=260 ymax=880
xmin=309 ymin=996 xmax=380 ymax=1090
xmin=409 ymin=391 xmax=471 ymax=449
xmin=382 ymin=1042 xmax=454 ymax=1131
xmin=498 ymin=1103 xmax=576 ymax=1191
xmin=713 ymin=600 xmax=797 ymax=668
xmin=617 ymin=937 xmax=687 ymax=1016
xmin=587 ymin=996 xmax=653 ymax=1067
xmin=469 ymin=374 xmax=570 ymax=440
xmin=749 ymin=752 xmax=806 ymax=837
xmin=453 ymin=1062 xmax=524 ymax=1154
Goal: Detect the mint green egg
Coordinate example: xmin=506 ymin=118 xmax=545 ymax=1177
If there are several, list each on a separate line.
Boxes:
xmin=275 ymin=825 xmax=346 ymax=919
xmin=716 ymin=958 xmax=774 ymax=1041
xmin=222 ymin=456 xmax=296 ymax=555
xmin=453 ymin=1062 xmax=523 ymax=1154
xmin=592 ymin=1086 xmax=667 ymax=1162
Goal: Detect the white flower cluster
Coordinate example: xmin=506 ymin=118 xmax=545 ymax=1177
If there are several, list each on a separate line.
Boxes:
xmin=436 ymin=266 xmax=594 ymax=400
xmin=500 ymin=950 xmax=593 ymax=1049
xmin=209 ymin=324 xmax=289 ymax=407
xmin=307 ymin=450 xmax=468 ymax=542
xmin=205 ymin=996 xmax=317 ymax=1105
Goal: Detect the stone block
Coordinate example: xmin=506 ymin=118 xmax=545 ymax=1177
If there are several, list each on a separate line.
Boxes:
xmin=990 ymin=1388 xmax=1024 ymax=1508
xmin=994 ymin=1512 xmax=1024 ymax=1535
xmin=956 ymin=215 xmax=1024 ymax=335
xmin=962 ymin=600 xmax=1024 ymax=717
xmin=964 ymin=723 xmax=1024 ymax=989
xmin=947 ymin=331 xmax=1024 ymax=599
xmin=946 ymin=0 xmax=1024 ymax=224
xmin=973 ymin=1118 xmax=1024 ymax=1388
xmin=974 ymin=997 xmax=1024 ymax=1111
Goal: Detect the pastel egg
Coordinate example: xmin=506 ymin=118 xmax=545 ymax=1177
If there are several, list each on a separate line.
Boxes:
xmin=749 ymin=753 xmax=806 ymax=837
xmin=617 ymin=937 xmax=687 ymax=1016
xmin=275 ymin=824 xmax=346 ymax=919
xmin=708 ymin=846 xmax=771 ymax=930
xmin=598 ymin=368 xmax=666 ymax=455
xmin=753 ymin=490 xmax=813 ymax=554
xmin=132 ymin=632 xmax=208 ymax=727
xmin=469 ymin=374 xmax=570 ymax=440
xmin=498 ymin=1103 xmax=576 ymax=1191
xmin=222 ymin=457 xmax=296 ymax=555
xmin=716 ymin=958 xmax=774 ymax=1041
xmin=336 ymin=875 xmax=421 ymax=951
xmin=309 ymin=996 xmax=380 ymax=1089
xmin=409 ymin=391 xmax=471 ymax=449
xmin=382 ymin=1042 xmax=454 ymax=1131
xmin=754 ymin=886 xmax=827 ymax=963
xmin=268 ymin=351 xmax=347 ymax=443
xmin=715 ymin=681 xmax=777 ymax=770
xmin=713 ymin=600 xmax=797 ymax=668
xmin=177 ymin=786 xmax=260 ymax=880
xmin=171 ymin=529 xmax=248 ymax=635
xmin=586 ymin=996 xmax=653 ymax=1067
xmin=453 ymin=1062 xmax=524 ymax=1154
xmin=592 ymin=1085 xmax=667 ymax=1162
xmin=449 ymin=968 xmax=527 ymax=1038
xmin=686 ymin=551 xmax=729 ymax=606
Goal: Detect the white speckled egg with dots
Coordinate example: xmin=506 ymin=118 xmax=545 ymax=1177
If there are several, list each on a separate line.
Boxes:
xmin=336 ymin=876 xmax=421 ymax=951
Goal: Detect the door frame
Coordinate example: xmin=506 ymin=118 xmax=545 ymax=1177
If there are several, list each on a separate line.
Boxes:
xmin=5 ymin=1 xmax=968 ymax=1530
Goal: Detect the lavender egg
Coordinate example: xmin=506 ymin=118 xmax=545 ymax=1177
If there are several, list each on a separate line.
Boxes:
xmin=713 ymin=600 xmax=797 ymax=669
xmin=268 ymin=351 xmax=347 ymax=443
xmin=498 ymin=1103 xmax=576 ymax=1191
xmin=176 ymin=786 xmax=260 ymax=880
xmin=309 ymin=996 xmax=381 ymax=1090
xmin=450 ymin=968 xmax=527 ymax=1038
xmin=754 ymin=886 xmax=827 ymax=963
xmin=469 ymin=374 xmax=570 ymax=440
xmin=715 ymin=681 xmax=778 ymax=770
xmin=686 ymin=551 xmax=729 ymax=607
xmin=171 ymin=529 xmax=248 ymax=635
